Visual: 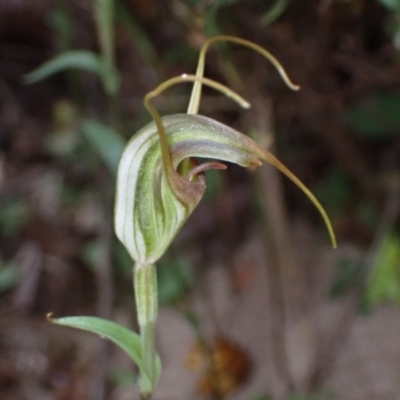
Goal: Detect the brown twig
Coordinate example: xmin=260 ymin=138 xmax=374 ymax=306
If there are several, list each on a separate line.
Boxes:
xmin=248 ymin=94 xmax=297 ymax=396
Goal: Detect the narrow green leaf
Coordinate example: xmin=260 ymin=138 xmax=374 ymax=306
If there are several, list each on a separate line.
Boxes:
xmin=51 ymin=316 xmax=143 ymax=366
xmin=80 ymin=119 xmax=126 ymax=174
xmin=50 ymin=315 xmax=161 ymax=391
xmin=50 ymin=316 xmax=156 ymax=382
xmin=23 ymin=51 xmax=103 ymax=84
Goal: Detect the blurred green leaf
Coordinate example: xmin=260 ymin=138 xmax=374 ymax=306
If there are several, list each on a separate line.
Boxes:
xmin=379 ymin=0 xmax=400 ymax=12
xmin=366 ymin=233 xmax=400 ymax=306
xmin=80 ymin=119 xmax=126 ymax=174
xmin=345 ymin=91 xmax=400 ymax=138
xmin=23 ymin=51 xmax=103 ymax=84
xmin=0 ymin=200 xmax=29 ymax=237
xmin=0 ymin=262 xmax=19 ymax=294
xmin=23 ymin=50 xmax=120 ymax=95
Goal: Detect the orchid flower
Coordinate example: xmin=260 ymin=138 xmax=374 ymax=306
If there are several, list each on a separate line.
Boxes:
xmin=114 ymin=37 xmax=336 ymax=266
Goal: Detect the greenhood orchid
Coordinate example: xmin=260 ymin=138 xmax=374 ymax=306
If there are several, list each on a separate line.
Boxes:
xmin=51 ymin=36 xmax=337 ymax=400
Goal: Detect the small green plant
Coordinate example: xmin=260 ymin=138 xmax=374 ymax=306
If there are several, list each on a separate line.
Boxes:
xmin=48 ymin=35 xmax=336 ymax=399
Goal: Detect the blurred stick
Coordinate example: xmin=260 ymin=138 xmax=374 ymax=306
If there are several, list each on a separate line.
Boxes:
xmin=250 ymin=97 xmax=293 ymax=396
xmin=250 ymin=93 xmax=320 ymax=395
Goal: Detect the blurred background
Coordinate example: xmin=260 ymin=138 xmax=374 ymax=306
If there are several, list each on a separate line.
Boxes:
xmin=1 ymin=0 xmax=400 ymax=399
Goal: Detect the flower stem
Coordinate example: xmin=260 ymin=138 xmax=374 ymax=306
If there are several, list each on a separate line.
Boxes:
xmin=134 ymin=263 xmax=158 ymax=397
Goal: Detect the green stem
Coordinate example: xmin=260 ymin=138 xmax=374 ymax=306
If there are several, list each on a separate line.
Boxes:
xmin=96 ymin=0 xmax=114 ymax=72
xmin=95 ymin=0 xmax=121 ymax=98
xmin=134 ymin=263 xmax=158 ymax=397
xmin=140 ymin=321 xmax=156 ymax=392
